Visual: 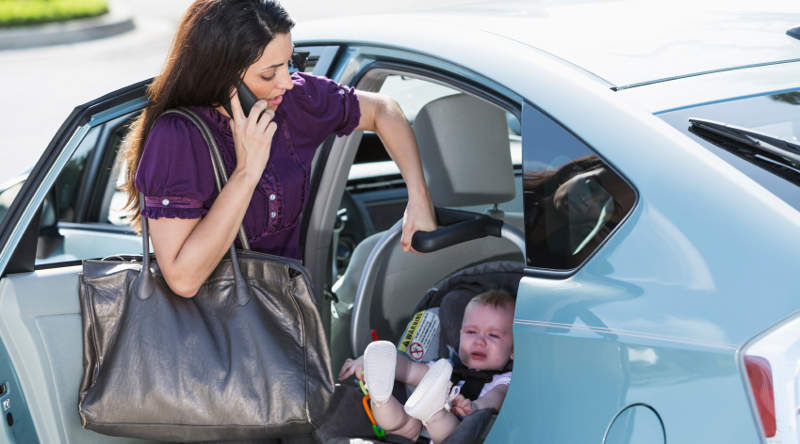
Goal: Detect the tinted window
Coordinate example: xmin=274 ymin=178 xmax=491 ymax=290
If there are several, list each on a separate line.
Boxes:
xmin=36 ymin=115 xmax=140 ymax=265
xmin=0 ymin=175 xmax=25 ymax=229
xmin=657 ymin=90 xmax=800 ymax=212
xmin=53 ymin=125 xmax=101 ymax=222
xmin=522 ymin=103 xmax=635 ymax=270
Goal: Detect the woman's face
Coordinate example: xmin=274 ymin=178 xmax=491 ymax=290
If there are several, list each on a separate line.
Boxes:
xmin=242 ymin=32 xmax=295 ymax=110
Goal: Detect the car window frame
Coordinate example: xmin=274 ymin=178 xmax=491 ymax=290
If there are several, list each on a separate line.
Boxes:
xmin=521 ymin=101 xmax=639 ymax=278
xmin=0 ymin=81 xmax=150 ymax=277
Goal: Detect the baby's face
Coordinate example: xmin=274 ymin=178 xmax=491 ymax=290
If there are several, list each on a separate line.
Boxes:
xmin=458 ymin=301 xmax=514 ymax=371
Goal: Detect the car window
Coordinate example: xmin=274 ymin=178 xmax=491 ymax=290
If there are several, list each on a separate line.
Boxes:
xmin=333 ymin=73 xmax=522 ymax=278
xmin=350 ymin=74 xmax=522 ymax=219
xmin=52 ymin=125 xmax=102 ymax=222
xmin=522 ymin=103 xmax=636 ymax=271
xmin=657 ymin=90 xmax=800 ymax=212
xmin=0 ymin=175 xmax=26 ymax=229
xmin=36 ymin=114 xmax=140 ymax=265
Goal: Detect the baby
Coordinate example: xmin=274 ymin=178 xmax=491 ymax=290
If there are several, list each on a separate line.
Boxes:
xmin=338 ymin=289 xmax=514 ymax=443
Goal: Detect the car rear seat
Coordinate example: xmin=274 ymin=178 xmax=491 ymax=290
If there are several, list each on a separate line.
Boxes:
xmin=331 ymin=93 xmax=524 ymax=362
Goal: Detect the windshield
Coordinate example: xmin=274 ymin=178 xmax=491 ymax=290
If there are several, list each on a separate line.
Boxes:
xmin=658 ymin=90 xmax=800 ymax=212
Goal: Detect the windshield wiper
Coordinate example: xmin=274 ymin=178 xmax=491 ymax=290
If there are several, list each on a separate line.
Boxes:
xmin=689 ymin=118 xmax=800 ymax=169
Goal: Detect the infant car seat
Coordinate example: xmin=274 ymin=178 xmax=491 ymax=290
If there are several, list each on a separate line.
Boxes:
xmin=317 ymin=259 xmax=524 ymax=444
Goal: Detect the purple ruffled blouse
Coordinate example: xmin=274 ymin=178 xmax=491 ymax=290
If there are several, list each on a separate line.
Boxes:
xmin=134 ymin=72 xmax=361 ymax=259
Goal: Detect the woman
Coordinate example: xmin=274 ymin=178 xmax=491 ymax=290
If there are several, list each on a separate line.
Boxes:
xmin=122 ymin=0 xmax=436 ymax=297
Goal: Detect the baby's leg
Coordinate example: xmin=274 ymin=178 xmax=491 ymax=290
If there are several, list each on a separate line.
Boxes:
xmin=422 ymin=409 xmax=461 ymax=443
xmin=364 ymin=341 xmax=422 ymax=439
xmin=404 ymin=359 xmax=456 ymax=441
xmin=371 ymin=397 xmax=422 ymax=440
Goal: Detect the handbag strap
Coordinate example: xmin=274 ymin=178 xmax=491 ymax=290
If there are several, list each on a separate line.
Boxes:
xmin=136 ymin=107 xmax=253 ymax=305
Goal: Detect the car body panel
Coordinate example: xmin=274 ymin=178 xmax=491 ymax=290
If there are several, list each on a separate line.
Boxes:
xmin=620 ymin=61 xmax=800 ymax=114
xmin=297 ymin=27 xmax=800 ymax=441
xmin=298 ymin=20 xmax=800 ymax=343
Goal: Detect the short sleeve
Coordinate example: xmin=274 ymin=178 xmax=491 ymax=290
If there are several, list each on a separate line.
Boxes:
xmin=286 ymin=73 xmax=361 ymax=140
xmin=134 ymin=114 xmax=216 ymax=220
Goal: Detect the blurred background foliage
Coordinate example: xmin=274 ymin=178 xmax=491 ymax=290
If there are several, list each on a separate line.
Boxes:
xmin=0 ymin=0 xmax=108 ymax=27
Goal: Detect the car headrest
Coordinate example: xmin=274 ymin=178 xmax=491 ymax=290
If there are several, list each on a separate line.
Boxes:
xmin=412 ymin=93 xmax=515 ymax=207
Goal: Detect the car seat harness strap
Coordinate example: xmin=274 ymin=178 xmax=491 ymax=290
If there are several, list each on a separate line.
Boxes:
xmin=449 ymin=355 xmax=513 ymax=401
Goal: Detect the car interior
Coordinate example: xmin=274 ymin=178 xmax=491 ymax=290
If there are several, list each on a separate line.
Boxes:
xmin=0 ymin=67 xmax=525 ymax=443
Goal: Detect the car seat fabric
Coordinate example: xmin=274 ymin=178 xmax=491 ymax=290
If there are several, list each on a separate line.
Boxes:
xmin=323 ymin=261 xmax=522 ymax=444
xmin=317 ymin=385 xmax=499 ymax=444
xmin=316 ymin=385 xmax=417 ymax=444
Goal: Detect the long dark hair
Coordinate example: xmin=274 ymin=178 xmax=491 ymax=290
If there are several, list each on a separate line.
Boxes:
xmin=121 ymin=0 xmax=294 ymax=229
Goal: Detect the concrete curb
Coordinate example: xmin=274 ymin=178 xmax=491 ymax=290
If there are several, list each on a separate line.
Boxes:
xmin=0 ymin=2 xmax=135 ymax=51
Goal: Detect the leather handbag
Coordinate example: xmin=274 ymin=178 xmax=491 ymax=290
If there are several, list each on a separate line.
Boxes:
xmin=78 ymin=107 xmax=334 ymax=441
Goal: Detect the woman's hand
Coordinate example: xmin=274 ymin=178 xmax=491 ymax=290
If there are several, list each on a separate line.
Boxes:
xmin=338 ymin=356 xmax=365 ymax=382
xmin=401 ymin=190 xmax=437 ymax=253
xmin=229 ymin=90 xmax=278 ymax=180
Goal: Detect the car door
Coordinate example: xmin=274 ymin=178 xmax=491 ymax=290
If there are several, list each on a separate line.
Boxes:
xmin=0 ymin=82 xmax=153 ymax=444
xmin=0 ymin=45 xmax=346 ymax=443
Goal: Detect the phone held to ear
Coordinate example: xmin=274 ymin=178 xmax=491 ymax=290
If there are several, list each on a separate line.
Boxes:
xmin=223 ymin=80 xmax=259 ymax=118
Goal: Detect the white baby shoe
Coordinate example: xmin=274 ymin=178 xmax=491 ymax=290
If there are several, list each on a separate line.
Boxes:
xmin=404 ymin=358 xmax=453 ymax=423
xmin=363 ymin=340 xmax=397 ymax=404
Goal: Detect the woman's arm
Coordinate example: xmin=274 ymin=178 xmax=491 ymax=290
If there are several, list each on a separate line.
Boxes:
xmin=147 ymin=95 xmax=276 ymax=297
xmin=354 ymin=91 xmax=436 ymax=251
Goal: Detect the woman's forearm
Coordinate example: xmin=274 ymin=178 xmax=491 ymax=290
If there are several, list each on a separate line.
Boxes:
xmin=149 ymin=168 xmax=260 ymax=297
xmin=372 ymin=97 xmax=430 ymax=202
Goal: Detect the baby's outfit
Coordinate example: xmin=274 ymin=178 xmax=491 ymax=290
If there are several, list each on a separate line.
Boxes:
xmin=426 ymin=358 xmax=511 ymax=402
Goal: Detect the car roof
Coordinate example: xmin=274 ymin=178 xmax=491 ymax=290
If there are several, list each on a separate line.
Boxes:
xmin=297 ymin=0 xmax=800 ymax=90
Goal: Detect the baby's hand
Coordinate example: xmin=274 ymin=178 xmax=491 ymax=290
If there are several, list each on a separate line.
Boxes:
xmin=450 ymin=394 xmax=475 ymax=417
xmin=337 ymin=356 xmax=365 ymax=382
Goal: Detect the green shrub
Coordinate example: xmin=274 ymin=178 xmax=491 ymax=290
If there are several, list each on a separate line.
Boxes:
xmin=0 ymin=0 xmax=109 ymax=28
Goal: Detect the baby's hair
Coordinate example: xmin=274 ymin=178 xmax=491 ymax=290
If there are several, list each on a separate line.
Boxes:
xmin=469 ymin=289 xmax=515 ymax=310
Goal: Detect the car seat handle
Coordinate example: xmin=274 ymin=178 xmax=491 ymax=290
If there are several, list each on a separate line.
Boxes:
xmin=411 ymin=207 xmax=503 ymax=253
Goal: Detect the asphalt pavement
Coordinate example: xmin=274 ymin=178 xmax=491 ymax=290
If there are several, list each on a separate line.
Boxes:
xmin=0 ymin=0 xmax=479 ymax=182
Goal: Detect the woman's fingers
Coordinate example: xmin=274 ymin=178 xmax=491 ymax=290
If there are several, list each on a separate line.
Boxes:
xmin=400 ymin=197 xmax=437 ymax=253
xmin=229 ymin=89 xmax=247 ymax=123
xmin=247 ymin=100 xmax=268 ymax=128
xmin=260 ymin=111 xmax=277 ymax=136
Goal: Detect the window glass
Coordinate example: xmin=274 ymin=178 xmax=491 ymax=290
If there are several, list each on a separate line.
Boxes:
xmin=0 ymin=175 xmax=26 ymax=229
xmin=53 ymin=125 xmax=101 ymax=222
xmin=657 ymin=90 xmax=800 ymax=212
xmin=105 ymin=149 xmax=130 ymax=226
xmin=522 ymin=103 xmax=635 ymax=270
xmin=334 ymin=74 xmax=522 ymax=278
xmin=36 ymin=116 xmax=140 ymax=265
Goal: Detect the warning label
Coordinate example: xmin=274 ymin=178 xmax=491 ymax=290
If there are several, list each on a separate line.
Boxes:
xmin=397 ymin=308 xmax=440 ymax=362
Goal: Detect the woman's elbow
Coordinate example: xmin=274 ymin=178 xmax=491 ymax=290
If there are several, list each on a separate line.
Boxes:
xmin=163 ymin=274 xmax=202 ymax=298
xmin=381 ymin=96 xmax=404 ymax=121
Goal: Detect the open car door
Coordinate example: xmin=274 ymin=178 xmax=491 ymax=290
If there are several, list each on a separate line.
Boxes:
xmin=0 ymin=81 xmax=150 ymax=444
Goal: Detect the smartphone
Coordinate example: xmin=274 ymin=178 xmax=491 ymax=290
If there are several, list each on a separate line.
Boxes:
xmin=223 ymin=79 xmax=258 ymax=118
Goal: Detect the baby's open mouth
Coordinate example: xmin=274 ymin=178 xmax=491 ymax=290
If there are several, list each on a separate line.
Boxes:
xmin=470 ymin=352 xmax=487 ymax=360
